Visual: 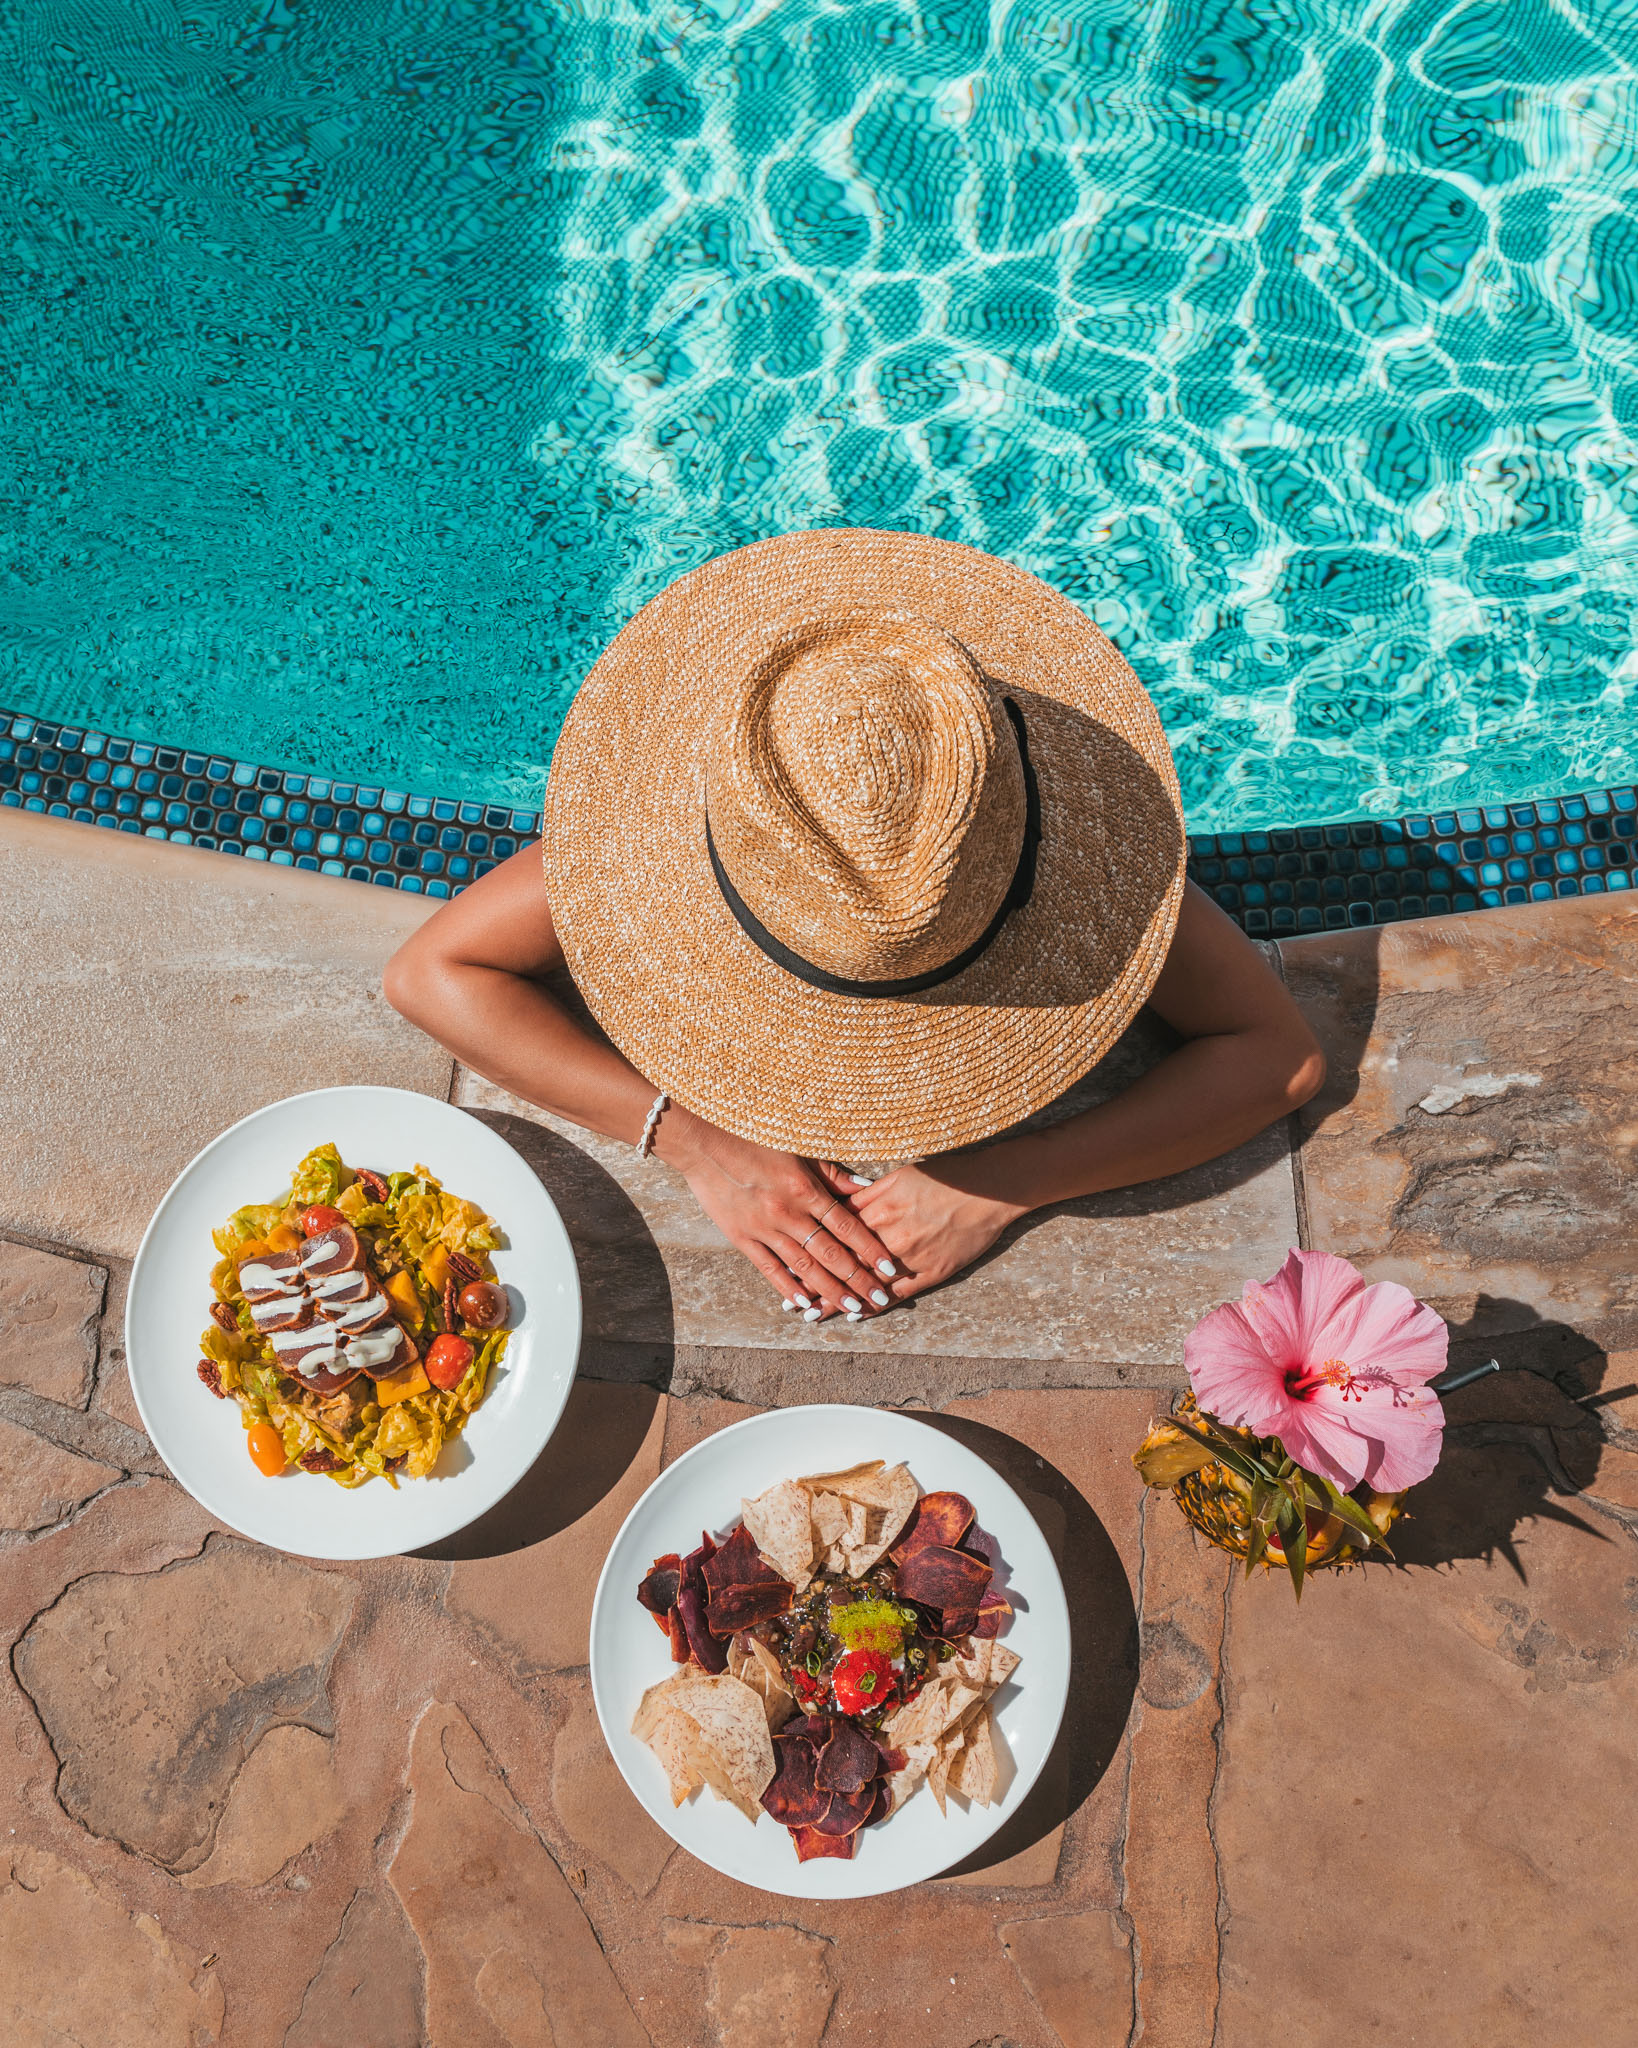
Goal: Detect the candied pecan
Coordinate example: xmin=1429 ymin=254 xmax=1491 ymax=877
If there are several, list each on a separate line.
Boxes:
xmin=209 ymin=1301 xmax=239 ymax=1335
xmin=298 ymin=1446 xmax=342 ymax=1473
xmin=196 ymin=1359 xmax=225 ymax=1399
xmin=447 ymin=1251 xmax=481 ymax=1287
xmin=443 ymin=1277 xmax=460 ymax=1335
xmin=354 ymin=1168 xmax=390 ymax=1202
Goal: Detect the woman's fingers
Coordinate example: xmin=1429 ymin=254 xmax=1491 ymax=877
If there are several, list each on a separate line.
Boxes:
xmin=769 ymin=1233 xmax=859 ymax=1319
xmin=805 ymin=1190 xmax=899 ymax=1292
xmin=812 ymin=1159 xmax=877 ymax=1199
xmin=742 ymin=1240 xmax=807 ymax=1312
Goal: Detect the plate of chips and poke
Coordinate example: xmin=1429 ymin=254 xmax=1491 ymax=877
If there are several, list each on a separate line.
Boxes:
xmin=589 ymin=1404 xmax=1071 ymax=1897
xmin=127 ymin=1086 xmax=581 ymax=1559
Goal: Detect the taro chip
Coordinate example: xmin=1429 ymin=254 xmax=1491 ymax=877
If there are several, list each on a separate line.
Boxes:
xmin=662 ymin=1673 xmax=777 ymax=1808
xmin=949 ymin=1710 xmax=999 ymax=1807
xmin=809 ymin=1491 xmax=850 ymax=1547
xmin=740 ymin=1479 xmax=815 ymax=1588
xmin=647 ymin=1708 xmax=702 ymax=1807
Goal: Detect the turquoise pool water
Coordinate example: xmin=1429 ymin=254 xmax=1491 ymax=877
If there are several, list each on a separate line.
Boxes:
xmin=4 ymin=0 xmax=1637 ymax=828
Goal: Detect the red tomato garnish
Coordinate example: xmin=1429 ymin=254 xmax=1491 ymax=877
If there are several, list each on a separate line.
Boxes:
xmin=424 ymin=1333 xmax=475 ymax=1391
xmin=831 ymin=1648 xmax=896 ymax=1716
xmin=300 ymin=1204 xmax=348 ymax=1237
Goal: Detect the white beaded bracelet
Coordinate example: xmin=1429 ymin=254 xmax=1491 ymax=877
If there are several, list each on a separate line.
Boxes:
xmin=636 ymin=1091 xmax=669 ymax=1159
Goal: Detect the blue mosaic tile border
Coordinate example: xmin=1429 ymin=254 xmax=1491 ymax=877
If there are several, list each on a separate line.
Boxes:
xmin=3 ymin=705 xmax=1634 ymax=933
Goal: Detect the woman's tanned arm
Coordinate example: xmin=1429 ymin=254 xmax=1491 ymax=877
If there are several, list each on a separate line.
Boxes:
xmin=381 ymin=848 xmax=901 ymax=1319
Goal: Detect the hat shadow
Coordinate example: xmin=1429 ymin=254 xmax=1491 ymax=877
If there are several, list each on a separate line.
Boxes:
xmin=912 ymin=1412 xmax=1138 ymax=1878
xmin=412 ymin=1108 xmax=676 ymax=1562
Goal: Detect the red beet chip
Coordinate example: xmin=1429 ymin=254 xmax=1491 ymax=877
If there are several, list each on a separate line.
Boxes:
xmin=814 ymin=1718 xmax=882 ymax=1796
xmin=762 ymin=1734 xmax=827 ymax=1829
xmin=974 ymin=1589 xmax=1013 ymax=1639
xmin=792 ymin=1826 xmax=855 ymax=1862
xmin=677 ymin=1542 xmax=728 ymax=1673
xmin=892 ymin=1490 xmax=975 ymax=1558
xmin=637 ymin=1554 xmax=683 ymax=1628
xmin=666 ymin=1607 xmax=689 ymax=1664
xmin=808 ymin=1782 xmax=879 ymax=1837
xmin=700 ymin=1523 xmax=795 ymax=1635
xmin=893 ymin=1540 xmax=992 ymax=1620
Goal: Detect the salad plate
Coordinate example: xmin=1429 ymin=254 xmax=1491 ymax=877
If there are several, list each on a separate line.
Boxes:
xmin=127 ymin=1085 xmax=580 ymax=1559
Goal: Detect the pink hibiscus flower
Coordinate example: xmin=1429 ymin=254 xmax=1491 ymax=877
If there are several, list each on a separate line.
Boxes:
xmin=1183 ymin=1249 xmax=1447 ymax=1493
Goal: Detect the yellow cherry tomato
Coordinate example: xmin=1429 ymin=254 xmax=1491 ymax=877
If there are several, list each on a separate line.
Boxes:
xmin=246 ymin=1423 xmax=287 ymax=1476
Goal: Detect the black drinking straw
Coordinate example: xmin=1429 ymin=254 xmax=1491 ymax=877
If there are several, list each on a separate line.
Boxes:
xmin=1431 ymin=1358 xmax=1501 ymax=1395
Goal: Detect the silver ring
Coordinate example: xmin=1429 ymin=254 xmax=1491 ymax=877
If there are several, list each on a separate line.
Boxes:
xmin=802 ymin=1200 xmax=840 ymax=1251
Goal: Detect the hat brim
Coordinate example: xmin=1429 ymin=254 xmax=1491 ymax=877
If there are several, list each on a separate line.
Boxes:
xmin=543 ymin=530 xmax=1185 ymax=1158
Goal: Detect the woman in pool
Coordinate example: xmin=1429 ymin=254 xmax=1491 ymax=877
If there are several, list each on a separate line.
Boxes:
xmin=385 ymin=531 xmax=1323 ymax=1325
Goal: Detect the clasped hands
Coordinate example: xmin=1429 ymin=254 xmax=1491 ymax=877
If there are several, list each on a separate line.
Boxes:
xmin=662 ymin=1110 xmax=1029 ymax=1323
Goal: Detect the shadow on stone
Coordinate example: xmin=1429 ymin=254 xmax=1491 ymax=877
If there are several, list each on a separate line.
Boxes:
xmin=414 ymin=1108 xmax=673 ymax=1560
xmin=1384 ymin=1295 xmax=1613 ymax=1582
xmin=914 ymin=1413 xmax=1138 ymax=1877
xmin=414 ymin=1373 xmax=662 ymax=1562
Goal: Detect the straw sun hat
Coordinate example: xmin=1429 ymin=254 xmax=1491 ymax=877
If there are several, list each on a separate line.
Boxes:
xmin=543 ymin=529 xmax=1185 ymax=1160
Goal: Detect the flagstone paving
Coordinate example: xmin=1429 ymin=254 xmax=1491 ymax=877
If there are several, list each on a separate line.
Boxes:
xmin=2 ymin=808 xmax=1635 ymax=2045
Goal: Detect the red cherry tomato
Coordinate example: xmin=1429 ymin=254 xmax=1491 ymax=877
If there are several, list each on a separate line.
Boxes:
xmin=300 ymin=1204 xmax=348 ymax=1237
xmin=831 ymin=1649 xmax=897 ymax=1717
xmin=424 ymin=1333 xmax=475 ymax=1391
xmin=456 ymin=1281 xmax=507 ymax=1329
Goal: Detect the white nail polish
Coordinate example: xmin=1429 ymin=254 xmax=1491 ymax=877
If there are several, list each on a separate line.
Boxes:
xmin=871 ymin=1288 xmax=890 ymax=1307
xmin=876 ymin=1258 xmax=896 ymax=1278
xmin=846 ymin=1312 xmax=862 ymax=1323
xmin=793 ymin=1293 xmax=810 ymax=1308
xmin=781 ymin=1299 xmax=794 ymax=1312
xmin=803 ymin=1306 xmax=822 ymax=1322
xmin=850 ymin=1172 xmax=874 ymax=1186
xmin=842 ymin=1295 xmax=862 ymax=1313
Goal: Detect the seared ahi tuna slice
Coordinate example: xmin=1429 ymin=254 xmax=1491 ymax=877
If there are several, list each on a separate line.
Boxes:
xmin=339 ymin=1321 xmax=418 ymax=1378
xmin=237 ymin=1251 xmax=308 ymax=1332
xmin=268 ymin=1321 xmax=340 ymax=1375
xmin=299 ymin=1224 xmax=366 ymax=1281
xmin=238 ymin=1249 xmax=305 ymax=1302
xmin=246 ymin=1293 xmax=314 ymax=1336
xmin=309 ymin=1263 xmax=395 ymax=1333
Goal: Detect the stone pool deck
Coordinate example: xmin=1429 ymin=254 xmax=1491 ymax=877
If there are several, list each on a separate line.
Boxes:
xmin=3 ymin=804 xmax=1636 ymax=2046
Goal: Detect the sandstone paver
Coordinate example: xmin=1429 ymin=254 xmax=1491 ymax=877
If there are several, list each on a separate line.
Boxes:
xmin=0 ymin=1413 xmax=120 ymax=1530
xmin=0 ymin=809 xmax=452 ymax=1262
xmin=707 ymin=1925 xmax=836 ymax=2048
xmin=999 ymin=1910 xmax=1135 ymax=2047
xmin=1280 ymin=895 xmax=1638 ymax=1355
xmin=0 ymin=1238 xmax=103 ymax=1405
xmin=0 ymin=1843 xmax=226 ymax=2048
xmin=13 ymin=1536 xmax=356 ymax=1871
xmin=389 ymin=1700 xmax=650 ymax=2048
xmin=283 ymin=1887 xmax=427 ymax=2048
xmin=1215 ymin=1428 xmax=1637 ymax=2045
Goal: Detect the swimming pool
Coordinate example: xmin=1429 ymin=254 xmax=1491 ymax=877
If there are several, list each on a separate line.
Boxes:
xmin=3 ymin=0 xmax=1636 ymax=833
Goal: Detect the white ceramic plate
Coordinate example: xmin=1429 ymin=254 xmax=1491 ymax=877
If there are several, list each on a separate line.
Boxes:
xmin=590 ymin=1403 xmax=1070 ymax=1898
xmin=126 ymin=1085 xmax=581 ymax=1559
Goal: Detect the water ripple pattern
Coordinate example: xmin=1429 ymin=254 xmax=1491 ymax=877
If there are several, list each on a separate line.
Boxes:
xmin=4 ymin=0 xmax=1638 ymax=824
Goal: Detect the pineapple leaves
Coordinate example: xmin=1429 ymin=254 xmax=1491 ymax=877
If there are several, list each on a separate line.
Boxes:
xmin=1245 ymin=1475 xmax=1280 ymax=1580
xmin=1314 ymin=1474 xmax=1396 ymax=1558
xmin=1160 ymin=1410 xmax=1284 ymax=1489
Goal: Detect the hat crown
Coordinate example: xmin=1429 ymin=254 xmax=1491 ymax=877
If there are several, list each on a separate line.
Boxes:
xmin=710 ymin=613 xmax=1026 ymax=983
